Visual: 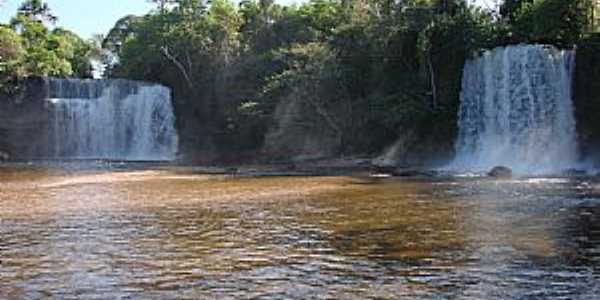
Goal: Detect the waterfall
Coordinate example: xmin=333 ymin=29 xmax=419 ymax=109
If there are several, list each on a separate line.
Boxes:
xmin=46 ymin=78 xmax=178 ymax=161
xmin=452 ymin=45 xmax=577 ymax=174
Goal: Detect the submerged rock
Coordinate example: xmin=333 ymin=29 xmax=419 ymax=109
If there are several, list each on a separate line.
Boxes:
xmin=488 ymin=166 xmax=512 ymax=178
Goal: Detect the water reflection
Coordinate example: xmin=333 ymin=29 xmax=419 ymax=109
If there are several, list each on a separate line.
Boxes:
xmin=1 ymin=167 xmax=600 ymax=299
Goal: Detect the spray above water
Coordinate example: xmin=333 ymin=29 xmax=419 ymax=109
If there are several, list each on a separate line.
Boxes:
xmin=47 ymin=78 xmax=179 ymax=161
xmin=452 ymin=45 xmax=577 ymax=174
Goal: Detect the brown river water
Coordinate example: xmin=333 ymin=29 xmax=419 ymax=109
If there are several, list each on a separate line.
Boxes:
xmin=1 ymin=162 xmax=600 ymax=299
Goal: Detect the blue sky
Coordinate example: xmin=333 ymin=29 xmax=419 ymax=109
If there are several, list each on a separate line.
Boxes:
xmin=0 ymin=0 xmax=494 ymax=39
xmin=1 ymin=1 xmax=153 ymax=38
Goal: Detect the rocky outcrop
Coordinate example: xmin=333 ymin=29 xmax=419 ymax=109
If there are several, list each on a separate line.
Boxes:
xmin=488 ymin=166 xmax=512 ymax=178
xmin=262 ymin=94 xmax=340 ymax=162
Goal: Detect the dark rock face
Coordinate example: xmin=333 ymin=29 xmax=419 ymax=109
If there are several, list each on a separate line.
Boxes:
xmin=488 ymin=166 xmax=512 ymax=178
xmin=0 ymin=77 xmax=52 ymax=160
xmin=574 ymin=35 xmax=600 ymax=164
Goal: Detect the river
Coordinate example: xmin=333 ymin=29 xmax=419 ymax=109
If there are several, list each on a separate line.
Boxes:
xmin=1 ymin=163 xmax=599 ymax=299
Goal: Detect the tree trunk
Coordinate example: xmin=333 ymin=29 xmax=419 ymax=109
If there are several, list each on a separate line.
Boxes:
xmin=301 ymin=85 xmax=344 ymax=150
xmin=427 ymin=50 xmax=438 ymax=110
xmin=160 ymin=46 xmax=194 ymax=89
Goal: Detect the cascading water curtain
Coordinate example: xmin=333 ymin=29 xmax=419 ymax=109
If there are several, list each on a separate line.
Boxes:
xmin=452 ymin=45 xmax=577 ymax=174
xmin=47 ymin=78 xmax=179 ymax=161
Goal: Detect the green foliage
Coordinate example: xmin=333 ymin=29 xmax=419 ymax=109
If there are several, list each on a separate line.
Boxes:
xmin=0 ymin=26 xmax=25 ymax=89
xmin=102 ymin=15 xmax=142 ymax=53
xmin=52 ymin=28 xmax=94 ymax=77
xmin=11 ymin=14 xmax=70 ymax=76
xmin=500 ymin=0 xmax=533 ymax=20
xmin=101 ymin=0 xmax=595 ymax=160
xmin=17 ymin=0 xmax=57 ymax=24
xmin=2 ymin=0 xmax=593 ymax=160
xmin=260 ymin=42 xmax=341 ymax=106
xmin=503 ymin=0 xmax=590 ymax=45
xmin=0 ymin=2 xmax=96 ymax=88
xmin=298 ymin=0 xmax=345 ymax=38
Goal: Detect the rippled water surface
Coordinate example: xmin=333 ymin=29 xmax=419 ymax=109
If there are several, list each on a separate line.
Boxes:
xmin=2 ymin=164 xmax=600 ymax=299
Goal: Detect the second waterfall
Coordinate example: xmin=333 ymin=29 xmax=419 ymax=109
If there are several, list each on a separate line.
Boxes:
xmin=47 ymin=78 xmax=179 ymax=161
xmin=452 ymin=45 xmax=578 ymax=174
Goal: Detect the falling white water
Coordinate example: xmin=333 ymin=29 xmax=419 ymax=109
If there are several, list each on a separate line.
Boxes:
xmin=47 ymin=78 xmax=178 ymax=161
xmin=452 ymin=45 xmax=577 ymax=174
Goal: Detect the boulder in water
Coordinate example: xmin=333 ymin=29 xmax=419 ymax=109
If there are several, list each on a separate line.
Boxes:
xmin=371 ymin=164 xmax=397 ymax=175
xmin=0 ymin=151 xmax=9 ymax=161
xmin=488 ymin=166 xmax=512 ymax=178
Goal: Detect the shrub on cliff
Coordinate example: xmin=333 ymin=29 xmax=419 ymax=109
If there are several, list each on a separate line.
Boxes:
xmin=0 ymin=26 xmax=25 ymax=91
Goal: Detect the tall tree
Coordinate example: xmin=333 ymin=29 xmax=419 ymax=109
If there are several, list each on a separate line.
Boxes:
xmin=17 ymin=0 xmax=57 ymax=24
xmin=0 ymin=26 xmax=25 ymax=89
xmin=508 ymin=0 xmax=590 ymax=44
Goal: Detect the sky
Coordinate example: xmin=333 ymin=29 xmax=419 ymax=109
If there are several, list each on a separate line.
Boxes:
xmin=0 ymin=0 xmax=495 ymax=39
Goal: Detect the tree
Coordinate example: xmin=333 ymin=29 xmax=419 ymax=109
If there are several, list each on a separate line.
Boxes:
xmin=10 ymin=15 xmax=68 ymax=76
xmin=102 ymin=0 xmax=590 ymax=160
xmin=17 ymin=0 xmax=57 ymax=24
xmin=52 ymin=28 xmax=95 ymax=77
xmin=0 ymin=26 xmax=25 ymax=89
xmin=102 ymin=15 xmax=143 ymax=55
xmin=148 ymin=0 xmax=177 ymax=12
xmin=260 ymin=43 xmax=346 ymax=148
xmin=0 ymin=27 xmax=24 ymax=65
xmin=8 ymin=6 xmax=94 ymax=78
xmin=298 ymin=0 xmax=345 ymax=38
xmin=509 ymin=0 xmax=590 ymax=45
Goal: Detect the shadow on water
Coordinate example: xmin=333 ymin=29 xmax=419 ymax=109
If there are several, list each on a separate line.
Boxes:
xmin=2 ymin=166 xmax=600 ymax=299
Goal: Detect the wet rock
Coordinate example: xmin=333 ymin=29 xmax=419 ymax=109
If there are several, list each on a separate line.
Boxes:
xmin=488 ymin=166 xmax=512 ymax=178
xmin=392 ymin=168 xmax=435 ymax=177
xmin=0 ymin=151 xmax=9 ymax=161
xmin=225 ymin=167 xmax=239 ymax=175
xmin=563 ymin=168 xmax=587 ymax=177
xmin=350 ymin=172 xmax=389 ymax=184
xmin=372 ymin=165 xmax=397 ymax=174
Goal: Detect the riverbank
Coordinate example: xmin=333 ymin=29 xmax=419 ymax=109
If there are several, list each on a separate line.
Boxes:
xmin=1 ymin=156 xmax=597 ymax=181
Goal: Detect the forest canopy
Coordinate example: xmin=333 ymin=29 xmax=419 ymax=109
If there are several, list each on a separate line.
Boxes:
xmin=101 ymin=0 xmax=593 ymax=157
xmin=0 ymin=0 xmax=99 ymax=91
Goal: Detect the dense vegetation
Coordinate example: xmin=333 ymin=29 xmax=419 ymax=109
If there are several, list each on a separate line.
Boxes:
xmin=1 ymin=0 xmax=597 ymax=163
xmin=0 ymin=0 xmax=100 ymax=92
